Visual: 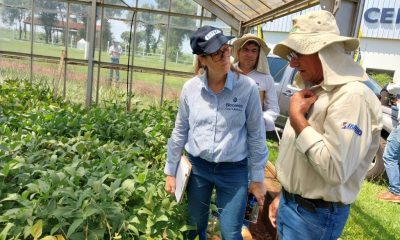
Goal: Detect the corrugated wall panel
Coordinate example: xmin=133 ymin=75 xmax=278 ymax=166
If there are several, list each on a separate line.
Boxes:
xmin=362 ymin=0 xmax=400 ymax=39
xmin=262 ymin=1 xmax=399 ymax=81
xmin=263 ymin=5 xmax=320 ymax=32
xmin=361 ymin=38 xmax=400 ymax=82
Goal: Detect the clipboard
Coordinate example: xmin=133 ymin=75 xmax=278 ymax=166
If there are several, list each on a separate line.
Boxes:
xmin=175 ymin=155 xmax=192 ymax=203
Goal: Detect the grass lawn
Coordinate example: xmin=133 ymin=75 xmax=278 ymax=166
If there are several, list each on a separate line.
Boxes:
xmin=0 ymin=27 xmax=193 ymax=102
xmin=0 ymin=32 xmax=191 ymax=105
xmin=342 ymin=179 xmax=400 ymax=240
xmin=0 ymin=27 xmax=193 ymax=71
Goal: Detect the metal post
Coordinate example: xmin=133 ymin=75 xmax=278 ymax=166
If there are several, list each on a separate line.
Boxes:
xmin=200 ymin=7 xmax=204 ymax=27
xmin=352 ymin=0 xmax=365 ymax=39
xmin=96 ymin=1 xmax=105 ymax=105
xmin=160 ymin=0 xmax=173 ymax=106
xmin=333 ymin=0 xmax=365 ymax=38
xmin=85 ymin=0 xmax=97 ymax=107
xmin=30 ymin=0 xmax=35 ymax=83
xmin=63 ymin=1 xmax=70 ymax=99
xmin=127 ymin=6 xmax=138 ymax=111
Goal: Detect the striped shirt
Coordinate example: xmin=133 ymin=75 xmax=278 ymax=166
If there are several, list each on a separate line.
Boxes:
xmin=165 ymin=70 xmax=268 ymax=182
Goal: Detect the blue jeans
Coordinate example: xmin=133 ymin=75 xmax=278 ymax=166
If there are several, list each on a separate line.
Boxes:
xmin=277 ymin=193 xmax=350 ymax=240
xmin=383 ymin=126 xmax=400 ymax=195
xmin=109 ymin=57 xmax=119 ymax=81
xmin=186 ymin=154 xmax=248 ymax=240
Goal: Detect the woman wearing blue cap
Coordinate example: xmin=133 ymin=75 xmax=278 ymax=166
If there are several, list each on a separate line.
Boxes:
xmin=164 ymin=25 xmax=268 ymax=239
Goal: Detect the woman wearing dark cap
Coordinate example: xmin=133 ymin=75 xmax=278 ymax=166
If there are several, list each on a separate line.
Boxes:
xmin=164 ymin=25 xmax=268 ymax=239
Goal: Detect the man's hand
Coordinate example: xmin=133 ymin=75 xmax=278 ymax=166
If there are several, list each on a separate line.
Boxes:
xmin=249 ymin=181 xmax=266 ymax=206
xmin=269 ymin=194 xmax=281 ymax=228
xmin=289 ymin=89 xmax=317 ymax=134
xmin=165 ymin=176 xmax=176 ymax=195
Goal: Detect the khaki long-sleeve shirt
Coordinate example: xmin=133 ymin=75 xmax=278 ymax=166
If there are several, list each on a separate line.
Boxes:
xmin=276 ymin=80 xmax=382 ymax=204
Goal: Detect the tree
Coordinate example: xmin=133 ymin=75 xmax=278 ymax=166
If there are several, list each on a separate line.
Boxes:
xmin=57 ymin=3 xmax=67 ymax=44
xmin=155 ymin=0 xmax=196 ymax=60
xmin=70 ymin=4 xmax=87 ymax=40
xmin=139 ymin=4 xmax=156 ymax=54
xmin=36 ymin=0 xmax=60 ymax=44
xmin=143 ymin=23 xmax=155 ymax=53
xmin=126 ymin=3 xmax=158 ymax=54
xmin=0 ymin=0 xmax=31 ymax=40
xmin=69 ymin=1 xmax=121 ymax=50
xmin=152 ymin=31 xmax=162 ymax=54
xmin=121 ymin=31 xmax=130 ymax=45
xmin=121 ymin=30 xmax=145 ymax=49
xmin=102 ymin=19 xmax=113 ymax=51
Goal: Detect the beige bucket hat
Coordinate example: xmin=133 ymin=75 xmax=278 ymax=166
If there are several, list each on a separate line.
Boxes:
xmin=273 ymin=10 xmax=359 ymax=60
xmin=232 ymin=34 xmax=271 ymax=56
xmin=232 ymin=34 xmax=271 ymax=74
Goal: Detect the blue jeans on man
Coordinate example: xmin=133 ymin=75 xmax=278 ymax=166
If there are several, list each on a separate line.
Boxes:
xmin=186 ymin=154 xmax=248 ymax=240
xmin=383 ymin=126 xmax=400 ymax=195
xmin=277 ymin=191 xmax=350 ymax=240
xmin=109 ymin=57 xmax=120 ymax=81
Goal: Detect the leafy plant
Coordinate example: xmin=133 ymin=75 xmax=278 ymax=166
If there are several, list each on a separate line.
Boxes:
xmin=0 ymin=78 xmax=189 ymax=239
xmin=369 ymin=73 xmax=393 ymax=87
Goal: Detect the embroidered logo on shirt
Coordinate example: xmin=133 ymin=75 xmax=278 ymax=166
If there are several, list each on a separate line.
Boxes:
xmin=341 ymin=122 xmax=362 ymax=136
xmin=226 ymin=98 xmax=243 ymax=111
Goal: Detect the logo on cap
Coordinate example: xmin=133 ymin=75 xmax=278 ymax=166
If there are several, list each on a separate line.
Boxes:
xmin=205 ymin=30 xmax=221 ymax=40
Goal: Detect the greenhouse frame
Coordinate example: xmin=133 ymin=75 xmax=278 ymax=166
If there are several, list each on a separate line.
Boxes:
xmin=0 ymin=0 xmax=362 ymax=107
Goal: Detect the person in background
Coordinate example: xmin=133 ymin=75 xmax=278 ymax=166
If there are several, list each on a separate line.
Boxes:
xmin=232 ymin=33 xmax=279 ymax=238
xmin=164 ymin=25 xmax=268 ymax=240
xmin=108 ymin=41 xmax=122 ymax=81
xmin=232 ymin=34 xmax=280 ymax=134
xmin=378 ymin=82 xmax=400 ymax=202
xmin=268 ymin=10 xmax=382 ymax=239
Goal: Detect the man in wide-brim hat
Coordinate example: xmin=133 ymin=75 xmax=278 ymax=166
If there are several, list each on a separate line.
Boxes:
xmin=232 ymin=34 xmax=280 ymax=133
xmin=268 ymin=10 xmax=382 ymax=240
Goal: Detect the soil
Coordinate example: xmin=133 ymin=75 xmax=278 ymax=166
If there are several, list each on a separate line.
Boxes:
xmin=249 ymin=217 xmax=274 ymax=240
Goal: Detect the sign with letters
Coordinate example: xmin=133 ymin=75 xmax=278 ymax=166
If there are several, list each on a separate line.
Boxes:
xmin=364 ymin=7 xmax=400 ymax=24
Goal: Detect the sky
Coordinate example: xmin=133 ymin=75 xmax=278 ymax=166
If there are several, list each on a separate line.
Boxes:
xmin=0 ymin=0 xmax=198 ymax=54
xmin=109 ymin=0 xmax=193 ymax=53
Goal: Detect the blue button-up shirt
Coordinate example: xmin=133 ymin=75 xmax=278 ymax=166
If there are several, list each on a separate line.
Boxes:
xmin=165 ymin=70 xmax=268 ymax=182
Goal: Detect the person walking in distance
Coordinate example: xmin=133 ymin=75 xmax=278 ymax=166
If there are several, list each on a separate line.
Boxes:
xmin=108 ymin=41 xmax=122 ymax=81
xmin=164 ymin=25 xmax=268 ymax=239
xmin=268 ymin=10 xmax=382 ymax=240
xmin=232 ymin=33 xmax=279 ymax=238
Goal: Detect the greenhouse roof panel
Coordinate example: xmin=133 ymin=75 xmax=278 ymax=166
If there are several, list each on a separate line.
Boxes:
xmin=194 ymin=0 xmax=320 ymax=32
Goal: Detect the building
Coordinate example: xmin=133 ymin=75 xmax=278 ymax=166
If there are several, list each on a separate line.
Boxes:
xmin=263 ymin=0 xmax=400 ymax=82
xmin=23 ymin=16 xmax=101 ymax=46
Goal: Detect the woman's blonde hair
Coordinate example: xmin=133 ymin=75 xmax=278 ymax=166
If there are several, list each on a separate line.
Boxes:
xmin=193 ymin=55 xmax=205 ymax=75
